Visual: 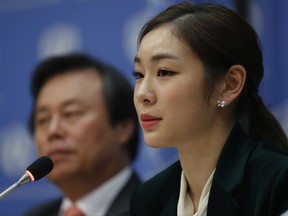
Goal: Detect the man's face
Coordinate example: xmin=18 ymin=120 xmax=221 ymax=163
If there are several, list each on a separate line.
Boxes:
xmin=34 ymin=69 xmax=125 ymax=184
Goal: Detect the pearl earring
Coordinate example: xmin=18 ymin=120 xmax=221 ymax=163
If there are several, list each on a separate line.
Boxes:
xmin=217 ymin=100 xmax=227 ymax=108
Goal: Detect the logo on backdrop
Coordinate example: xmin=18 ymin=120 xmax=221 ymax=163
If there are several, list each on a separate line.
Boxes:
xmin=272 ymin=101 xmax=288 ymax=136
xmin=38 ymin=23 xmax=83 ymax=60
xmin=122 ymin=0 xmax=173 ymax=64
xmin=248 ymin=1 xmax=264 ymax=37
xmin=0 ymin=123 xmax=36 ymax=178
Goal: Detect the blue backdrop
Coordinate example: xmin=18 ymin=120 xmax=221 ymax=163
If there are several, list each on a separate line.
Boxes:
xmin=0 ymin=0 xmax=287 ymax=215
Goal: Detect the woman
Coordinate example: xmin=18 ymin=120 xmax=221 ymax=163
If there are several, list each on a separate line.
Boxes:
xmin=131 ymin=2 xmax=288 ymax=216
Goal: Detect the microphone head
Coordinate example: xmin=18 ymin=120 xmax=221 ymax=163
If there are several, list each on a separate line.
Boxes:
xmin=26 ymin=156 xmax=54 ymax=181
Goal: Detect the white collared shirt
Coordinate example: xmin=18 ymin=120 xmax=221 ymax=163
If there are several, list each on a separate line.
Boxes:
xmin=59 ymin=166 xmax=132 ymax=216
xmin=281 ymin=210 xmax=288 ymax=216
xmin=177 ymin=169 xmax=215 ymax=216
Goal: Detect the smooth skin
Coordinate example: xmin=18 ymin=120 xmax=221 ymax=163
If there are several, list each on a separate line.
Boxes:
xmin=133 ymin=24 xmax=246 ymax=211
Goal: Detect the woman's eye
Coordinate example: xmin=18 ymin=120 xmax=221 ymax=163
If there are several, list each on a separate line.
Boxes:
xmin=132 ymin=71 xmax=144 ymax=79
xmin=157 ymin=69 xmax=174 ymax=77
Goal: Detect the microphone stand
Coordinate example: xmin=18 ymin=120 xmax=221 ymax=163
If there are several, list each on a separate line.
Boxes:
xmin=0 ymin=172 xmax=31 ymax=200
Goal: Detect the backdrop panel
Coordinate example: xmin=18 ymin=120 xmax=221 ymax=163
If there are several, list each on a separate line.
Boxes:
xmin=0 ymin=0 xmax=287 ymax=215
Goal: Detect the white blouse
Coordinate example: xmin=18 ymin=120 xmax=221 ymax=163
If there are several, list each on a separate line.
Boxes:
xmin=177 ymin=169 xmax=215 ymax=216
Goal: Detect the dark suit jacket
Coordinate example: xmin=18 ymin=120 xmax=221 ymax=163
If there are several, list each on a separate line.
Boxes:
xmin=24 ymin=172 xmax=141 ymax=216
xmin=130 ymin=125 xmax=288 ymax=216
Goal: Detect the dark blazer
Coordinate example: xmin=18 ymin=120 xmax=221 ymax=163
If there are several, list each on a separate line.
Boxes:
xmin=24 ymin=172 xmax=141 ymax=216
xmin=130 ymin=125 xmax=288 ymax=216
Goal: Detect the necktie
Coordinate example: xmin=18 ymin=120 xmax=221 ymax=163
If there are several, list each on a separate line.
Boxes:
xmin=64 ymin=205 xmax=85 ymax=216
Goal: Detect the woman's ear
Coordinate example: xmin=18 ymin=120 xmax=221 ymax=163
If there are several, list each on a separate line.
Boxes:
xmin=217 ymin=65 xmax=246 ymax=106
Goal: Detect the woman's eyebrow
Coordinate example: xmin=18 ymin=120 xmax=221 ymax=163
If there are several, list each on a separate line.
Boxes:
xmin=134 ymin=53 xmax=179 ymax=64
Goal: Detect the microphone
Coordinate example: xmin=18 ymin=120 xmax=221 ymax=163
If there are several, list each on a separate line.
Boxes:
xmin=0 ymin=156 xmax=54 ymax=200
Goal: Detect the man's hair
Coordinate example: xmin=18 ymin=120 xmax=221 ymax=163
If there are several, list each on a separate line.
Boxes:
xmin=29 ymin=53 xmax=139 ymax=161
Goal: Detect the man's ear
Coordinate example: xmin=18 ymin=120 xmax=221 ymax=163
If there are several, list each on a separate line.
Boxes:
xmin=116 ymin=119 xmax=135 ymax=146
xmin=217 ymin=64 xmax=246 ymax=106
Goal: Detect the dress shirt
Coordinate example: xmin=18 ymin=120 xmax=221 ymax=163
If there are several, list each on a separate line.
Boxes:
xmin=60 ymin=166 xmax=132 ymax=216
xmin=177 ymin=169 xmax=215 ymax=216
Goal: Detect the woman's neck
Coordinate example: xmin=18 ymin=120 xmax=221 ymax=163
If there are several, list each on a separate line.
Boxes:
xmin=177 ymin=122 xmax=233 ymax=211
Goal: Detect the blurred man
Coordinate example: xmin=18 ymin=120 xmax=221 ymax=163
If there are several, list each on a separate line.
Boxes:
xmin=24 ymin=53 xmax=141 ymax=216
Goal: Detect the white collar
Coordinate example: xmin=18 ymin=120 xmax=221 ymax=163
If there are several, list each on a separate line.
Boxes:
xmin=177 ymin=169 xmax=215 ymax=216
xmin=60 ymin=166 xmax=132 ymax=216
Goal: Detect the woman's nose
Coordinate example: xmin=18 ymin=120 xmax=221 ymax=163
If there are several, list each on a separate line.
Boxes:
xmin=135 ymin=77 xmax=156 ymax=105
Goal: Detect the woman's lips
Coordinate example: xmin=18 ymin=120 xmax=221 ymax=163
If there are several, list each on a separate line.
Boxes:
xmin=140 ymin=114 xmax=162 ymax=129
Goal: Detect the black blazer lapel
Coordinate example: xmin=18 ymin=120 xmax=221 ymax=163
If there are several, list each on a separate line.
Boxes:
xmin=159 ymin=192 xmax=179 ymax=216
xmin=158 ymin=161 xmax=182 ymax=216
xmin=208 ymin=182 xmax=240 ymax=216
xmin=207 ymin=124 xmax=256 ymax=216
xmin=105 ymin=171 xmax=141 ymax=216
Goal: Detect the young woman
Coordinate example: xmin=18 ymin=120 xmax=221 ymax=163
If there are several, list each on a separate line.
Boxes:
xmin=131 ymin=2 xmax=288 ymax=216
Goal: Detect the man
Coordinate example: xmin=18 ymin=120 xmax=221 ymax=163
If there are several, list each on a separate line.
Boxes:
xmin=24 ymin=53 xmax=141 ymax=216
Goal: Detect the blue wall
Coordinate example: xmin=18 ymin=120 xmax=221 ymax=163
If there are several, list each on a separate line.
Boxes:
xmin=0 ymin=0 xmax=287 ymax=215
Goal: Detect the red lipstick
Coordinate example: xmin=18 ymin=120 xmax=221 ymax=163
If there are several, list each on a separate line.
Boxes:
xmin=140 ymin=114 xmax=162 ymax=129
